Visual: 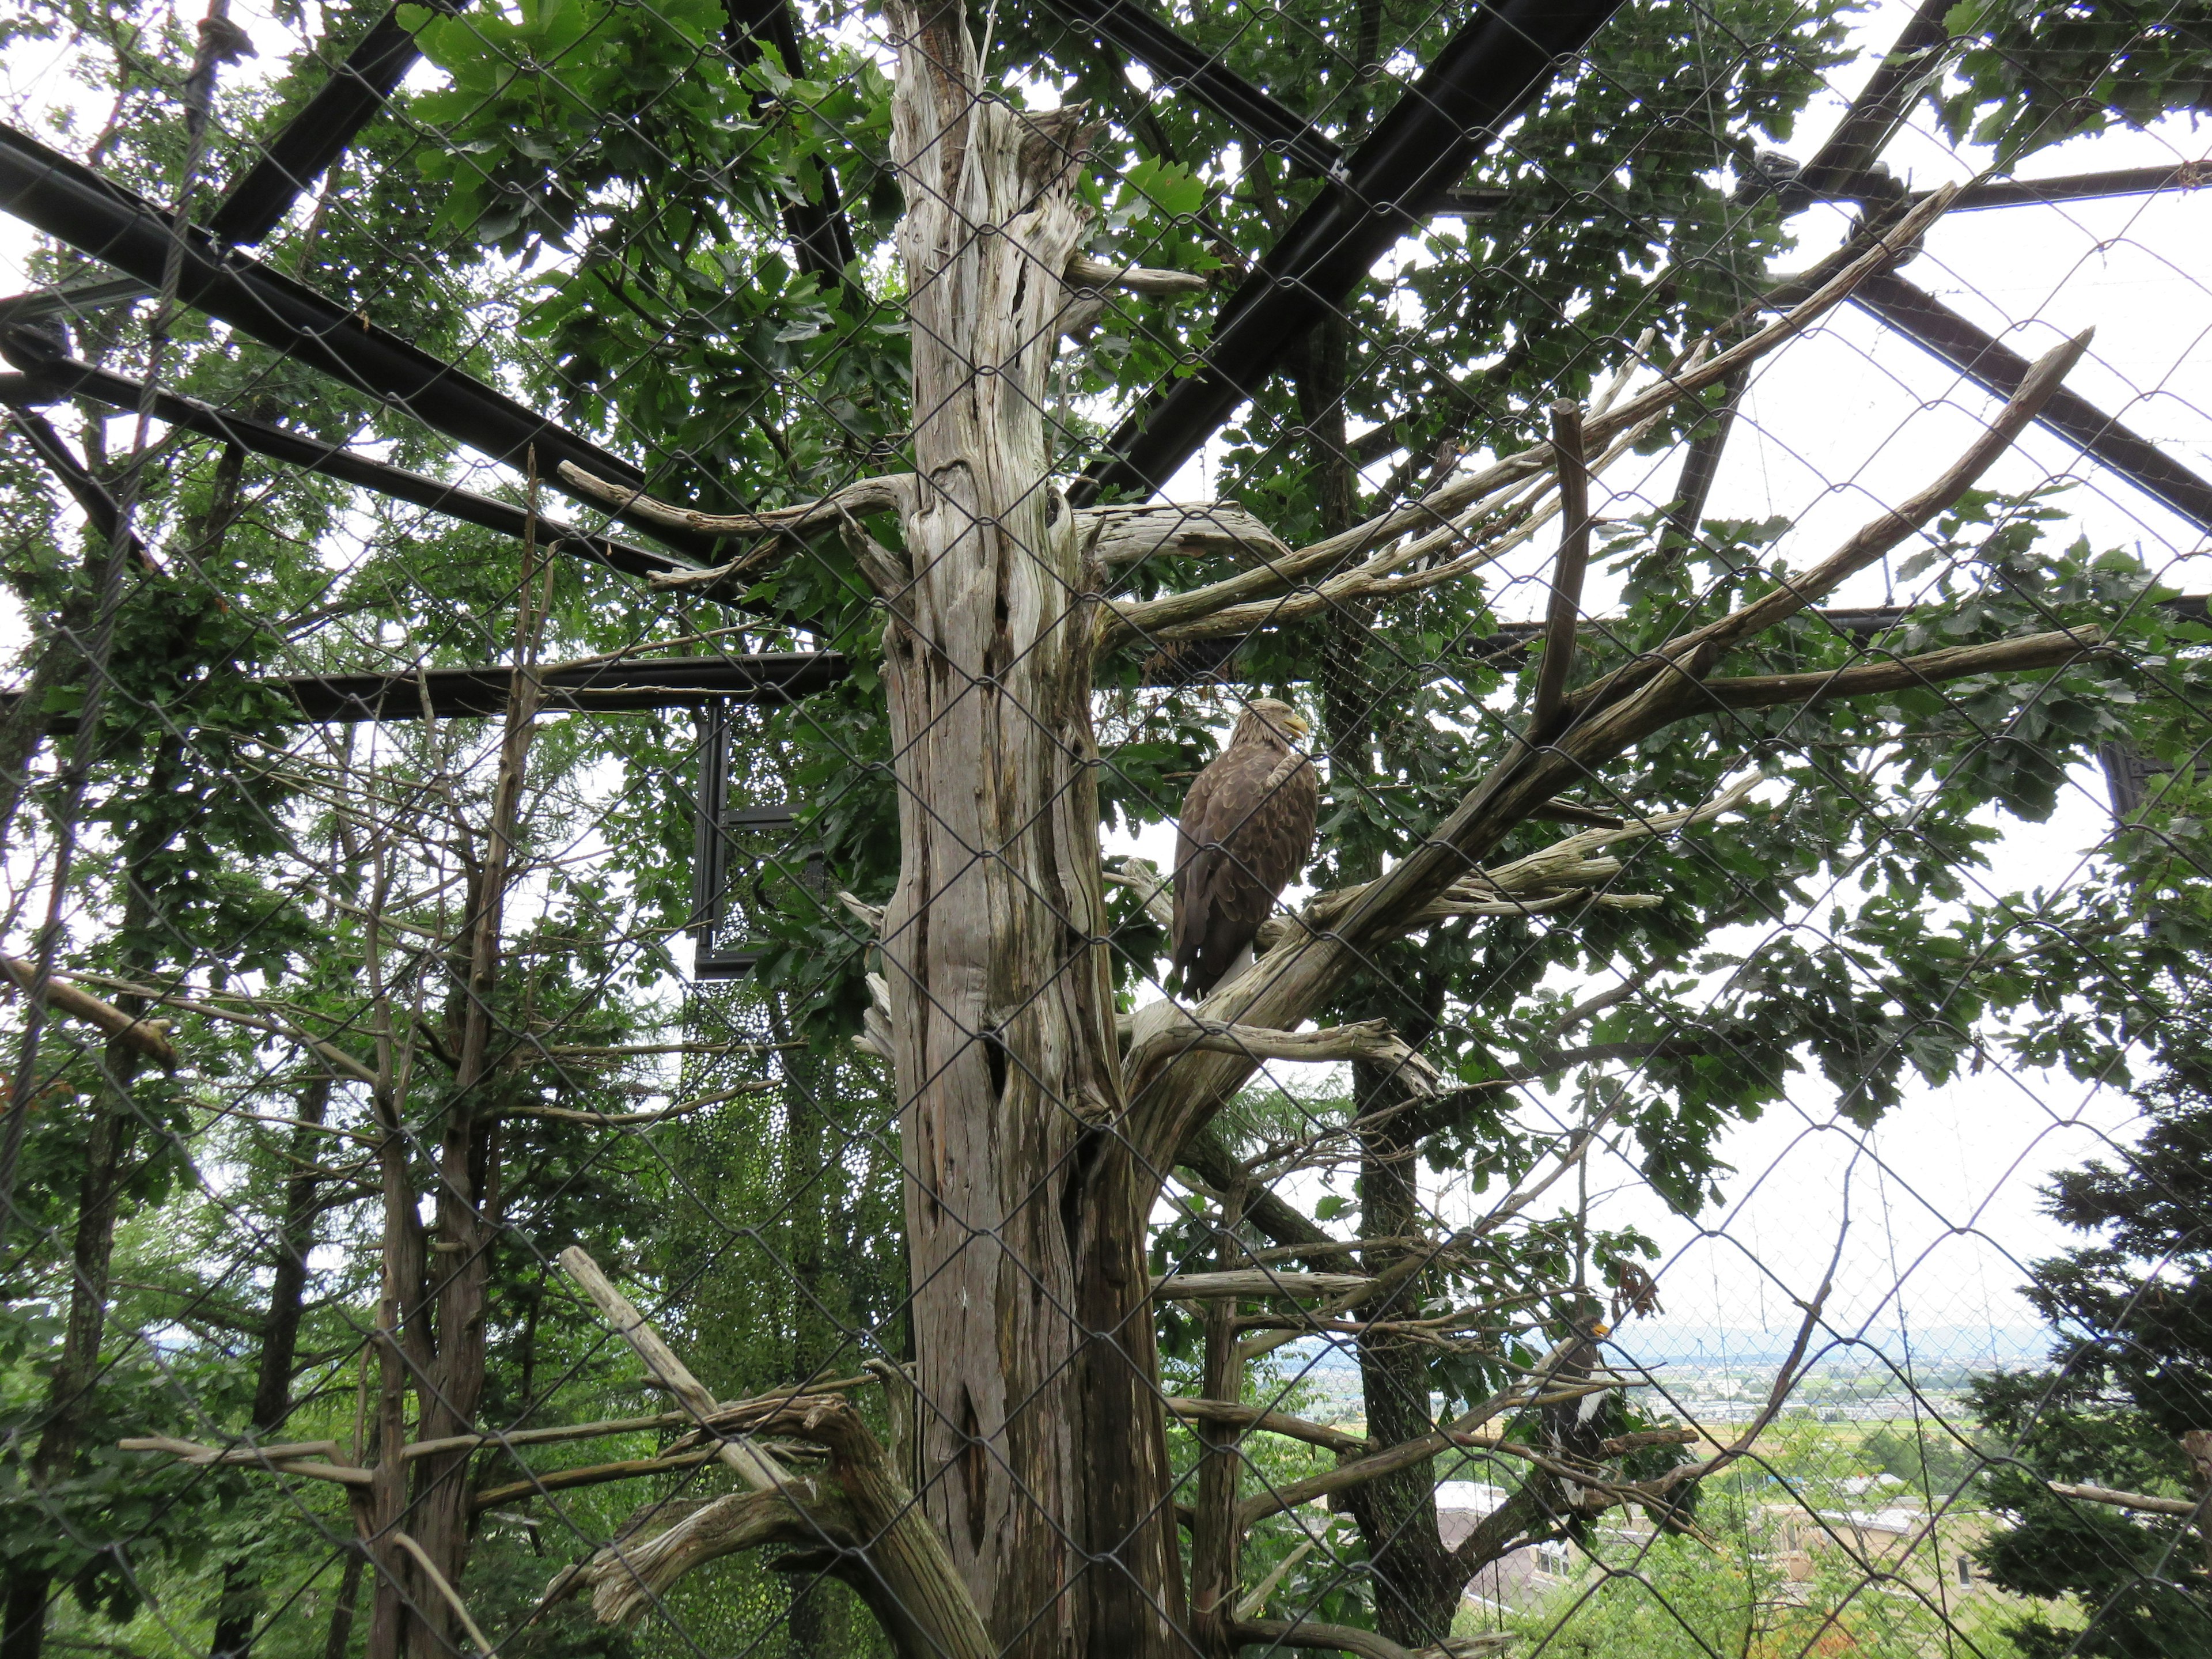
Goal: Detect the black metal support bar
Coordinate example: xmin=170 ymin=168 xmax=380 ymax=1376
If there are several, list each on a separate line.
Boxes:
xmin=1853 ymin=271 xmax=2212 ymax=535
xmin=0 ymin=121 xmax=717 ymax=564
xmin=0 ymin=347 xmax=683 ymax=579
xmin=1037 ymin=0 xmax=1343 ymax=179
xmin=1944 ymin=164 xmax=2209 ymax=212
xmin=1796 ymin=0 xmax=1952 ymax=199
xmin=724 ymin=0 xmax=858 ymax=282
xmin=208 ymin=3 xmax=444 ymax=245
xmin=0 ymin=653 xmax=849 ymax=729
xmin=283 ymin=652 xmax=848 ymax=719
xmin=0 ymin=275 xmax=151 ymax=326
xmin=1 ymin=404 xmax=150 ymax=566
xmin=1075 ymin=0 xmax=1627 ymax=503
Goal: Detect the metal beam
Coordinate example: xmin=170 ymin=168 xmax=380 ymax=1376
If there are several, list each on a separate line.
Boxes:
xmin=208 ymin=3 xmax=446 ymax=245
xmin=0 ymin=653 xmax=850 ymax=729
xmin=1794 ymin=0 xmax=1952 ymax=200
xmin=0 ymin=121 xmax=717 ymax=564
xmin=1 ymin=404 xmax=150 ymax=566
xmin=722 ymin=0 xmax=858 ymax=282
xmin=1944 ymin=164 xmax=2209 ymax=212
xmin=0 ymin=274 xmax=151 ymax=326
xmin=1853 ymin=271 xmax=2212 ymax=535
xmin=1037 ymin=0 xmax=1343 ymax=180
xmin=1074 ymin=0 xmax=1627 ymax=503
xmin=0 ymin=344 xmax=684 ymax=580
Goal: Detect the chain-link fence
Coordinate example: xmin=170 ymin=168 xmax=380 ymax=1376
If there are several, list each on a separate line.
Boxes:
xmin=0 ymin=2 xmax=2206 ymax=1658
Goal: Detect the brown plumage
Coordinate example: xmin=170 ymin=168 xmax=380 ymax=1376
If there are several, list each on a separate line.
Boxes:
xmin=1172 ymin=698 xmax=1319 ymax=997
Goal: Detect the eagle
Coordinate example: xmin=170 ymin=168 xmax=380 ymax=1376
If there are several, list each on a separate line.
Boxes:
xmin=1172 ymin=698 xmax=1319 ymax=998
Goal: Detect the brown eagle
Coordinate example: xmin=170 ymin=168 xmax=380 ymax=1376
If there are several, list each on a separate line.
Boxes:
xmin=1172 ymin=698 xmax=1319 ymax=997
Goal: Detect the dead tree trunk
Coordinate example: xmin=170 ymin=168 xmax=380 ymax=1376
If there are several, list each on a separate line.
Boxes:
xmin=880 ymin=7 xmax=1179 ymax=1654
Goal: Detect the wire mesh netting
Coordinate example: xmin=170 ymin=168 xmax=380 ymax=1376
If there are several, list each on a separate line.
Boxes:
xmin=0 ymin=1 xmax=2207 ymax=1658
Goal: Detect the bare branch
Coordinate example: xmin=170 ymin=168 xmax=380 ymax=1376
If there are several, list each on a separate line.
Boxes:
xmin=1116 ymin=185 xmax=1960 ymax=656
xmin=1161 ymin=1397 xmax=1369 ymax=1456
xmin=1105 ymin=858 xmax=1175 ymax=930
xmin=1527 ymin=399 xmax=1590 ymax=741
xmin=560 ymin=465 xmax=912 ymax=543
xmin=1066 ymin=252 xmax=1213 ymax=295
xmin=1124 ymin=1011 xmax=1439 ymax=1085
xmin=501 ymin=1080 xmax=776 ymax=1126
xmin=1232 ymin=1618 xmax=1513 ymax=1659
xmin=569 ymin=1489 xmax=835 ymax=1627
xmin=1154 ymin=1271 xmax=1376 ymax=1301
xmin=402 ymin=1380 xmax=876 ymax=1460
xmin=55 ymin=969 xmax=373 ymax=1082
xmin=393 ymin=1531 xmax=497 ymax=1654
xmin=1698 ymin=627 xmax=2108 ymax=709
xmin=1237 ymin=1332 xmax=1594 ymax=1526
xmin=1082 ymin=502 xmax=1290 ymax=570
xmin=1256 ymin=777 xmax=1762 ymax=953
xmin=119 ymin=1435 xmax=372 ymax=1486
xmin=470 ymin=1446 xmax=722 ymax=1511
xmin=559 ymin=1247 xmax=790 ymax=1491
xmin=2046 ymin=1482 xmax=2205 ymax=1518
xmin=3 ymin=956 xmax=177 ymax=1068
xmin=1569 ymin=328 xmax=2093 ymax=718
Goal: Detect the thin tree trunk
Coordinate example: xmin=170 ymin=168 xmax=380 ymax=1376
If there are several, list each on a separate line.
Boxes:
xmin=881 ymin=8 xmax=1179 ymax=1654
xmin=1298 ymin=300 xmax=1464 ymax=1648
xmin=1190 ymin=1189 xmax=1246 ymax=1659
xmin=210 ymin=1076 xmax=335 ymax=1659
xmin=2 ymin=978 xmax=154 ymax=1659
xmin=400 ymin=550 xmax=546 ymax=1659
xmin=1343 ymin=1099 xmax=1463 ymax=1646
xmin=320 ymin=1551 xmax=366 ymax=1659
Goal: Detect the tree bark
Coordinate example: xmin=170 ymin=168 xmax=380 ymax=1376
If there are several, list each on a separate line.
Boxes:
xmin=2 ymin=993 xmax=152 ymax=1659
xmin=880 ymin=7 xmax=1179 ymax=1654
xmin=1342 ymin=1097 xmax=1461 ymax=1647
xmin=210 ymin=1076 xmax=334 ymax=1659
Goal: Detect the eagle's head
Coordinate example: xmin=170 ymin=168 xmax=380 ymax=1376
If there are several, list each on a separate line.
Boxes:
xmin=1233 ymin=698 xmax=1311 ymax=751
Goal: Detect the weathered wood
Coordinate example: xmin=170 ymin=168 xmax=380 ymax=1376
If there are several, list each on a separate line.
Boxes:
xmin=2046 ymin=1481 xmax=2205 ymax=1518
xmin=1154 ymin=1271 xmax=1376 ymax=1301
xmin=1124 ymin=1012 xmax=1436 ymax=1083
xmin=1098 ymin=185 xmax=1960 ymax=653
xmin=468 ymin=1447 xmax=720 ymax=1510
xmin=566 ymin=1393 xmax=995 ymax=1659
xmin=558 ymin=1247 xmax=787 ymax=1490
xmin=120 ymin=1435 xmax=374 ymax=1485
xmin=1231 ymin=1617 xmax=1514 ymax=1659
xmin=1066 ymin=252 xmax=1211 ymax=295
xmin=1161 ymin=1397 xmax=1369 ymax=1455
xmin=1569 ymin=328 xmax=2093 ymax=717
xmin=1126 ymin=330 xmax=2088 ymax=1184
xmin=879 ymin=5 xmax=1179 ymax=1653
xmin=1081 ymin=501 xmax=1290 ymax=569
xmin=0 ymin=954 xmax=176 ymax=1067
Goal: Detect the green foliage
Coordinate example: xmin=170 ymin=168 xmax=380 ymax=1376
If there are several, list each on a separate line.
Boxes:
xmin=1941 ymin=0 xmax=2212 ymax=164
xmin=1968 ymin=1019 xmax=2212 ymax=1657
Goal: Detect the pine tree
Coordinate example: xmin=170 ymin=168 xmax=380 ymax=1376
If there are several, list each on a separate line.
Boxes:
xmin=1971 ymin=1010 xmax=2212 ymax=1658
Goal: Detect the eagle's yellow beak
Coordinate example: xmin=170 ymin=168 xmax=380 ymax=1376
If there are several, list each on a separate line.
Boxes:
xmin=1282 ymin=712 xmax=1312 ymax=741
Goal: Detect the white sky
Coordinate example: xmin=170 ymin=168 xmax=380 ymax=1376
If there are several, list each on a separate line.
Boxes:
xmin=2 ymin=0 xmax=2206 ymax=1372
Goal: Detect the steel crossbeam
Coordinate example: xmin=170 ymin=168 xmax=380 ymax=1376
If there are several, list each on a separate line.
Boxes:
xmin=0 ymin=654 xmax=850 ymax=729
xmin=1073 ymin=0 xmax=1627 ymax=502
xmin=1037 ymin=0 xmax=1343 ymax=179
xmin=208 ymin=3 xmax=450 ymax=245
xmin=724 ymin=0 xmax=859 ymax=281
xmin=0 ymin=344 xmax=685 ymax=579
xmin=0 ymin=121 xmax=719 ymax=565
xmin=1853 ymin=271 xmax=2212 ymax=534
